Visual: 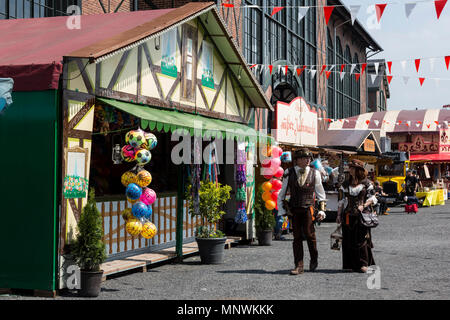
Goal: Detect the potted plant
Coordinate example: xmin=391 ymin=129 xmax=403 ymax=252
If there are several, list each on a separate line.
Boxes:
xmin=254 ymin=188 xmax=276 ymax=246
xmin=70 ymin=189 xmax=107 ymax=297
xmin=186 ymin=181 xmax=231 ymax=264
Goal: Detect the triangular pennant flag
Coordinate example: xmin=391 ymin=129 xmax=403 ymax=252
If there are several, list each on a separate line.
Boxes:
xmin=250 ymin=64 xmax=257 ymax=69
xmin=419 ymin=77 xmax=425 ymax=86
xmin=375 ymin=4 xmax=387 ymax=23
xmin=405 ymin=3 xmax=417 ymax=18
xmin=415 ymin=59 xmax=421 ymax=72
xmin=435 ymin=0 xmax=448 ymax=19
xmin=271 ymin=6 xmax=284 ymax=17
xmin=435 ymin=121 xmax=440 ymax=125
xmin=340 ymin=72 xmax=346 ymax=81
xmin=400 ymin=60 xmax=407 ymax=71
xmin=407 ymin=121 xmax=411 ymax=127
xmin=324 ymin=6 xmax=335 ymax=25
xmin=340 ymin=64 xmax=345 ymax=73
xmin=361 ymin=63 xmax=367 ymax=74
xmin=269 ymin=65 xmax=273 ymax=75
xmin=427 ymin=124 xmax=431 ymax=128
xmin=370 ymin=74 xmax=378 ymax=84
xmin=349 ymin=5 xmax=361 ymax=25
xmin=310 ymin=70 xmax=317 ymax=79
xmin=429 ymin=58 xmax=436 ymax=72
xmin=296 ymin=67 xmax=302 ymax=77
xmin=329 ymin=65 xmax=335 ymax=71
xmin=253 ymin=64 xmax=259 ymax=74
xmin=222 ymin=3 xmax=234 ymax=8
xmin=260 ymin=65 xmax=265 ymax=75
xmin=320 ymin=65 xmax=327 ymax=75
xmin=366 ymin=120 xmax=370 ymax=125
xmin=355 ymin=73 xmax=360 ymax=81
xmin=350 ymin=64 xmax=356 ymax=74
xmin=374 ymin=120 xmax=380 ymax=126
xmin=387 ymin=61 xmax=392 ymax=74
xmin=445 ymin=56 xmax=450 ymax=70
xmin=374 ymin=62 xmax=380 ymax=75
xmin=284 ymin=65 xmax=289 ymax=75
xmin=278 ymin=65 xmax=282 ymax=74
xmin=298 ymin=7 xmax=309 ymax=22
xmin=403 ymin=76 xmax=410 ymax=85
xmin=325 ymin=71 xmax=332 ymax=79
xmin=416 ymin=123 xmax=421 ymax=127
xmin=387 ymin=75 xmax=393 ymax=84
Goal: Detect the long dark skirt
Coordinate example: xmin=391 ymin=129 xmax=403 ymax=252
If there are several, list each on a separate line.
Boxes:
xmin=342 ymin=214 xmax=375 ymax=271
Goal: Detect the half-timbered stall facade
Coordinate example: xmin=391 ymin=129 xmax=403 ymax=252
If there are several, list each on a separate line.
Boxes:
xmin=0 ymin=2 xmax=272 ymax=294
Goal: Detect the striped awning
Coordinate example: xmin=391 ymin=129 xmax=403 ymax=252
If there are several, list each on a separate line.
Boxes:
xmin=329 ymin=109 xmax=450 ymax=133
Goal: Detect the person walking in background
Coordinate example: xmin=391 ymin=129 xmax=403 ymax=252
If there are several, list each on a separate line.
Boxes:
xmin=336 ymin=159 xmax=377 ymax=273
xmin=277 ymin=149 xmax=327 ymax=275
xmin=374 ymin=181 xmax=389 ymax=215
xmin=404 ymin=170 xmax=420 ymax=214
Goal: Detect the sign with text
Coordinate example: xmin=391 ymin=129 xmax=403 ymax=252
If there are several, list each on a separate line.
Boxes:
xmin=275 ymin=97 xmax=317 ymax=147
xmin=439 ymin=128 xmax=450 ymax=153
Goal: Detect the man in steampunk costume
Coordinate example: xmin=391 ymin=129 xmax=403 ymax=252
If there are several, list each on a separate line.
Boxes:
xmin=277 ymin=148 xmax=327 ymax=275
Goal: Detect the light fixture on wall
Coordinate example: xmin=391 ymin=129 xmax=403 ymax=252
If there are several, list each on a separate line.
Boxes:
xmin=112 ymin=134 xmax=122 ymax=164
xmin=154 ymin=36 xmax=160 ymax=50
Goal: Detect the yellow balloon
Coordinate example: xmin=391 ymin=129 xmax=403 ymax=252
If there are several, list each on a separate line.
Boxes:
xmin=262 ymin=191 xmax=272 ymax=202
xmin=126 ymin=218 xmax=142 ymax=236
xmin=141 ymin=222 xmax=157 ymax=239
xmin=265 ymin=200 xmax=276 ymax=210
xmin=262 ymin=181 xmax=272 ymax=192
xmin=121 ymin=171 xmax=137 ymax=187
xmin=121 ymin=208 xmax=133 ymax=221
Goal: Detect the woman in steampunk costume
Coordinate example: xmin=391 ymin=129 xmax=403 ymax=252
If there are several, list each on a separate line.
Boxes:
xmin=277 ymin=148 xmax=327 ymax=275
xmin=337 ymin=159 xmax=377 ymax=273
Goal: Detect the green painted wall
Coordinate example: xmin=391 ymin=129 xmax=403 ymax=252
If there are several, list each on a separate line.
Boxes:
xmin=0 ymin=90 xmax=59 ymax=291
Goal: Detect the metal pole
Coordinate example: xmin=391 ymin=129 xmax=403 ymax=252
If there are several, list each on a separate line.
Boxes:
xmin=175 ymin=165 xmax=185 ymax=261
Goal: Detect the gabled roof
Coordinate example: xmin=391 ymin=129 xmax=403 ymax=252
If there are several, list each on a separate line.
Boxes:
xmin=318 ymin=129 xmax=381 ymax=154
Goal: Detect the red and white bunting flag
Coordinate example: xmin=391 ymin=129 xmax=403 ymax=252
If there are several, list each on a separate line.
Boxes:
xmin=269 ymin=65 xmax=273 ymax=75
xmin=350 ymin=64 xmax=357 ymax=74
xmin=298 ymin=7 xmax=309 ymax=22
xmin=340 ymin=72 xmax=346 ymax=81
xmin=361 ymin=63 xmax=367 ymax=74
xmin=324 ymin=6 xmax=335 ymax=25
xmin=222 ymin=2 xmax=234 ymax=8
xmin=374 ymin=62 xmax=380 ymax=75
xmin=366 ymin=120 xmax=370 ymax=125
xmin=355 ymin=73 xmax=361 ymax=81
xmin=325 ymin=71 xmax=332 ymax=79
xmin=320 ymin=65 xmax=327 ymax=75
xmin=403 ymin=76 xmax=410 ymax=85
xmin=260 ymin=65 xmax=265 ymax=75
xmin=387 ymin=75 xmax=393 ymax=84
xmin=370 ymin=74 xmax=378 ymax=84
xmin=405 ymin=3 xmax=417 ymax=18
xmin=419 ymin=77 xmax=425 ymax=86
xmin=271 ymin=7 xmax=284 ymax=17
xmin=415 ymin=59 xmax=421 ymax=72
xmin=435 ymin=0 xmax=448 ymax=19
xmin=285 ymin=65 xmax=289 ymax=75
xmin=340 ymin=64 xmax=345 ymax=73
xmin=374 ymin=120 xmax=380 ymax=126
xmin=250 ymin=64 xmax=257 ymax=69
xmin=429 ymin=58 xmax=436 ymax=72
xmin=387 ymin=61 xmax=392 ymax=74
xmin=296 ymin=67 xmax=303 ymax=76
xmin=309 ymin=69 xmax=317 ymax=79
xmin=375 ymin=4 xmax=388 ymax=23
xmin=350 ymin=5 xmax=361 ymax=24
xmin=445 ymin=56 xmax=450 ymax=70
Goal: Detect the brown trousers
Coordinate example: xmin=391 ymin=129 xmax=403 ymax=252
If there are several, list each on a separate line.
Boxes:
xmin=291 ymin=206 xmax=318 ymax=267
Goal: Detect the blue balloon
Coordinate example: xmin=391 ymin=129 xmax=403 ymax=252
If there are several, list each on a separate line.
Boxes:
xmin=126 ymin=183 xmax=142 ymax=200
xmin=132 ymin=202 xmax=149 ymax=219
xmin=144 ymin=206 xmax=153 ymax=219
xmin=311 ymin=159 xmax=323 ymax=170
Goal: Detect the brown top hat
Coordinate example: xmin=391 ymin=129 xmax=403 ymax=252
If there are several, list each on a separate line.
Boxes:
xmin=348 ymin=159 xmax=365 ymax=169
xmin=293 ymin=148 xmax=313 ymax=160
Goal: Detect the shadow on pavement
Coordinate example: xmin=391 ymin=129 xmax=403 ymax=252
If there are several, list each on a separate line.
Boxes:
xmin=217 ymin=269 xmax=292 ymax=275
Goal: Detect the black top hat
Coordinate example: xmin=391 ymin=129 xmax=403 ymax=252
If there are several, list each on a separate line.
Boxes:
xmin=293 ymin=148 xmax=313 ymax=160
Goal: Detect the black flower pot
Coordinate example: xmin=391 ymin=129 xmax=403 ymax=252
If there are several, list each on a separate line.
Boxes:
xmin=196 ymin=237 xmax=227 ymax=264
xmin=257 ymin=229 xmax=273 ymax=246
xmin=79 ymin=270 xmax=104 ymax=297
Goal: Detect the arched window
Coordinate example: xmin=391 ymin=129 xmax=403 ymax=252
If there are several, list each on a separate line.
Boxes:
xmin=352 ymin=53 xmax=361 ymax=116
xmin=335 ymin=37 xmax=344 ymax=119
xmin=327 ymin=29 xmax=334 ymax=119
xmin=343 ymin=46 xmax=352 ymax=118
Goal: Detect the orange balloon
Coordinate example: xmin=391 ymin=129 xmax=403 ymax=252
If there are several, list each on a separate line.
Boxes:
xmin=262 ymin=181 xmax=272 ymax=192
xmin=265 ymin=200 xmax=276 ymax=210
xmin=262 ymin=191 xmax=272 ymax=202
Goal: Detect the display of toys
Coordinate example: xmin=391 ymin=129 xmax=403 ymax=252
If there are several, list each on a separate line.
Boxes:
xmin=142 ymin=132 xmax=158 ymax=151
xmin=136 ymin=170 xmax=152 ymax=187
xmin=265 ymin=200 xmax=276 ymax=210
xmin=262 ymin=181 xmax=272 ymax=192
xmin=140 ymin=188 xmax=156 ymax=205
xmin=141 ymin=221 xmax=157 ymax=239
xmin=126 ymin=129 xmax=146 ymax=148
xmin=262 ymin=191 xmax=272 ymax=202
xmin=121 ymin=208 xmax=133 ymax=221
xmin=121 ymin=171 xmax=137 ymax=187
xmin=121 ymin=145 xmax=136 ymax=162
xmin=132 ymin=202 xmax=150 ymax=219
xmin=126 ymin=183 xmax=142 ymax=200
xmin=126 ymin=218 xmax=143 ymax=236
xmin=135 ymin=149 xmax=151 ymax=166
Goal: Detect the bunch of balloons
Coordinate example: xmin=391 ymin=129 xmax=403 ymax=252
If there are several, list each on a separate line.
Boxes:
xmin=260 ymin=145 xmax=284 ymax=211
xmin=120 ymin=128 xmax=158 ymax=240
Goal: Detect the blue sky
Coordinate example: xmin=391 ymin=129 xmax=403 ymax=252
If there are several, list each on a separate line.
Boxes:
xmin=341 ymin=0 xmax=450 ymax=110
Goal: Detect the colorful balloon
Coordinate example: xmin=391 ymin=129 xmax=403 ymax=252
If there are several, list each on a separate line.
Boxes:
xmin=121 ymin=145 xmax=136 ymax=162
xmin=136 ymin=170 xmax=152 ymax=187
xmin=271 ymin=179 xmax=283 ymax=191
xmin=144 ymin=132 xmax=158 ymax=150
xmin=265 ymin=200 xmax=276 ymax=210
xmin=121 ymin=208 xmax=133 ymax=221
xmin=140 ymin=188 xmax=156 ymax=205
xmin=271 ymin=146 xmax=283 ymax=158
xmin=121 ymin=171 xmax=137 ymax=187
xmin=126 ymin=218 xmax=143 ymax=236
xmin=274 ymin=167 xmax=284 ymax=178
xmin=270 ymin=158 xmax=281 ymax=168
xmin=261 ymin=158 xmax=271 ymax=168
xmin=262 ymin=191 xmax=272 ymax=202
xmin=271 ymin=191 xmax=279 ymax=202
xmin=262 ymin=181 xmax=272 ymax=192
xmin=141 ymin=221 xmax=157 ymax=239
xmin=135 ymin=149 xmax=151 ymax=166
xmin=126 ymin=183 xmax=142 ymax=200
xmin=132 ymin=202 xmax=150 ymax=219
xmin=126 ymin=129 xmax=146 ymax=148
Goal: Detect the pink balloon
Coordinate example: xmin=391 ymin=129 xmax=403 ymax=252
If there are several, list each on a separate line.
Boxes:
xmin=274 ymin=167 xmax=284 ymax=178
xmin=272 ymin=147 xmax=283 ymax=158
xmin=140 ymin=188 xmax=156 ymax=205
xmin=271 ymin=191 xmax=279 ymax=201
xmin=261 ymin=158 xmax=271 ymax=168
xmin=270 ymin=158 xmax=281 ymax=169
xmin=271 ymin=179 xmax=283 ymax=191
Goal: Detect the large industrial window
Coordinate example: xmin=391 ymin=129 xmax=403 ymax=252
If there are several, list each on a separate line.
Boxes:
xmin=243 ymin=0 xmax=263 ymax=67
xmin=326 ymin=29 xmax=335 ymax=119
xmin=1 ymin=0 xmax=80 ymax=19
xmin=352 ymin=54 xmax=361 ymax=115
xmin=335 ymin=37 xmax=344 ymax=119
xmin=343 ymin=46 xmax=352 ymax=119
xmin=304 ymin=0 xmax=317 ymax=104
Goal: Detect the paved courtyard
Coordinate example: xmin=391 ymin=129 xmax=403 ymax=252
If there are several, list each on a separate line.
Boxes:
xmin=2 ymin=203 xmax=450 ymax=300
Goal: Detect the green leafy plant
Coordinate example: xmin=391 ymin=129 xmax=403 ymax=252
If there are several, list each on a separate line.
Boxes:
xmin=70 ymin=189 xmax=107 ymax=271
xmin=254 ymin=187 xmax=276 ymax=231
xmin=186 ymin=181 xmax=232 ymax=238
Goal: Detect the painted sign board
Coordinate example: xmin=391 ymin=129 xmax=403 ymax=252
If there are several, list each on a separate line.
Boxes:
xmin=439 ymin=128 xmax=450 ymax=153
xmin=275 ymin=97 xmax=318 ymax=147
xmin=363 ymin=139 xmax=376 ymax=152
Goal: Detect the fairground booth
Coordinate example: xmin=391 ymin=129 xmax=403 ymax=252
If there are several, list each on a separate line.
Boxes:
xmin=329 ymin=109 xmax=450 ymax=206
xmin=0 ymin=2 xmax=273 ymax=295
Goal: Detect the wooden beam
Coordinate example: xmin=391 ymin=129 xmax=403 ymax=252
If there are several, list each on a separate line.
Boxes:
xmin=142 ymin=42 xmax=165 ymax=100
xmin=107 ymin=51 xmax=130 ymax=91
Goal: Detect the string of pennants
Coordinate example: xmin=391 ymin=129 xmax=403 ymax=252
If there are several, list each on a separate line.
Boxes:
xmin=321 ymin=117 xmax=450 ymax=128
xmin=222 ymin=0 xmax=448 ymax=22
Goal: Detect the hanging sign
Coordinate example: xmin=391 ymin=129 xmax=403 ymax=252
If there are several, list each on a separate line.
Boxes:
xmin=275 ymin=97 xmax=318 ymax=147
xmin=64 ymin=147 xmax=89 ymax=199
xmin=161 ymin=29 xmax=178 ymax=78
xmin=363 ymin=139 xmax=376 ymax=152
xmin=440 ymin=128 xmax=450 ymax=153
